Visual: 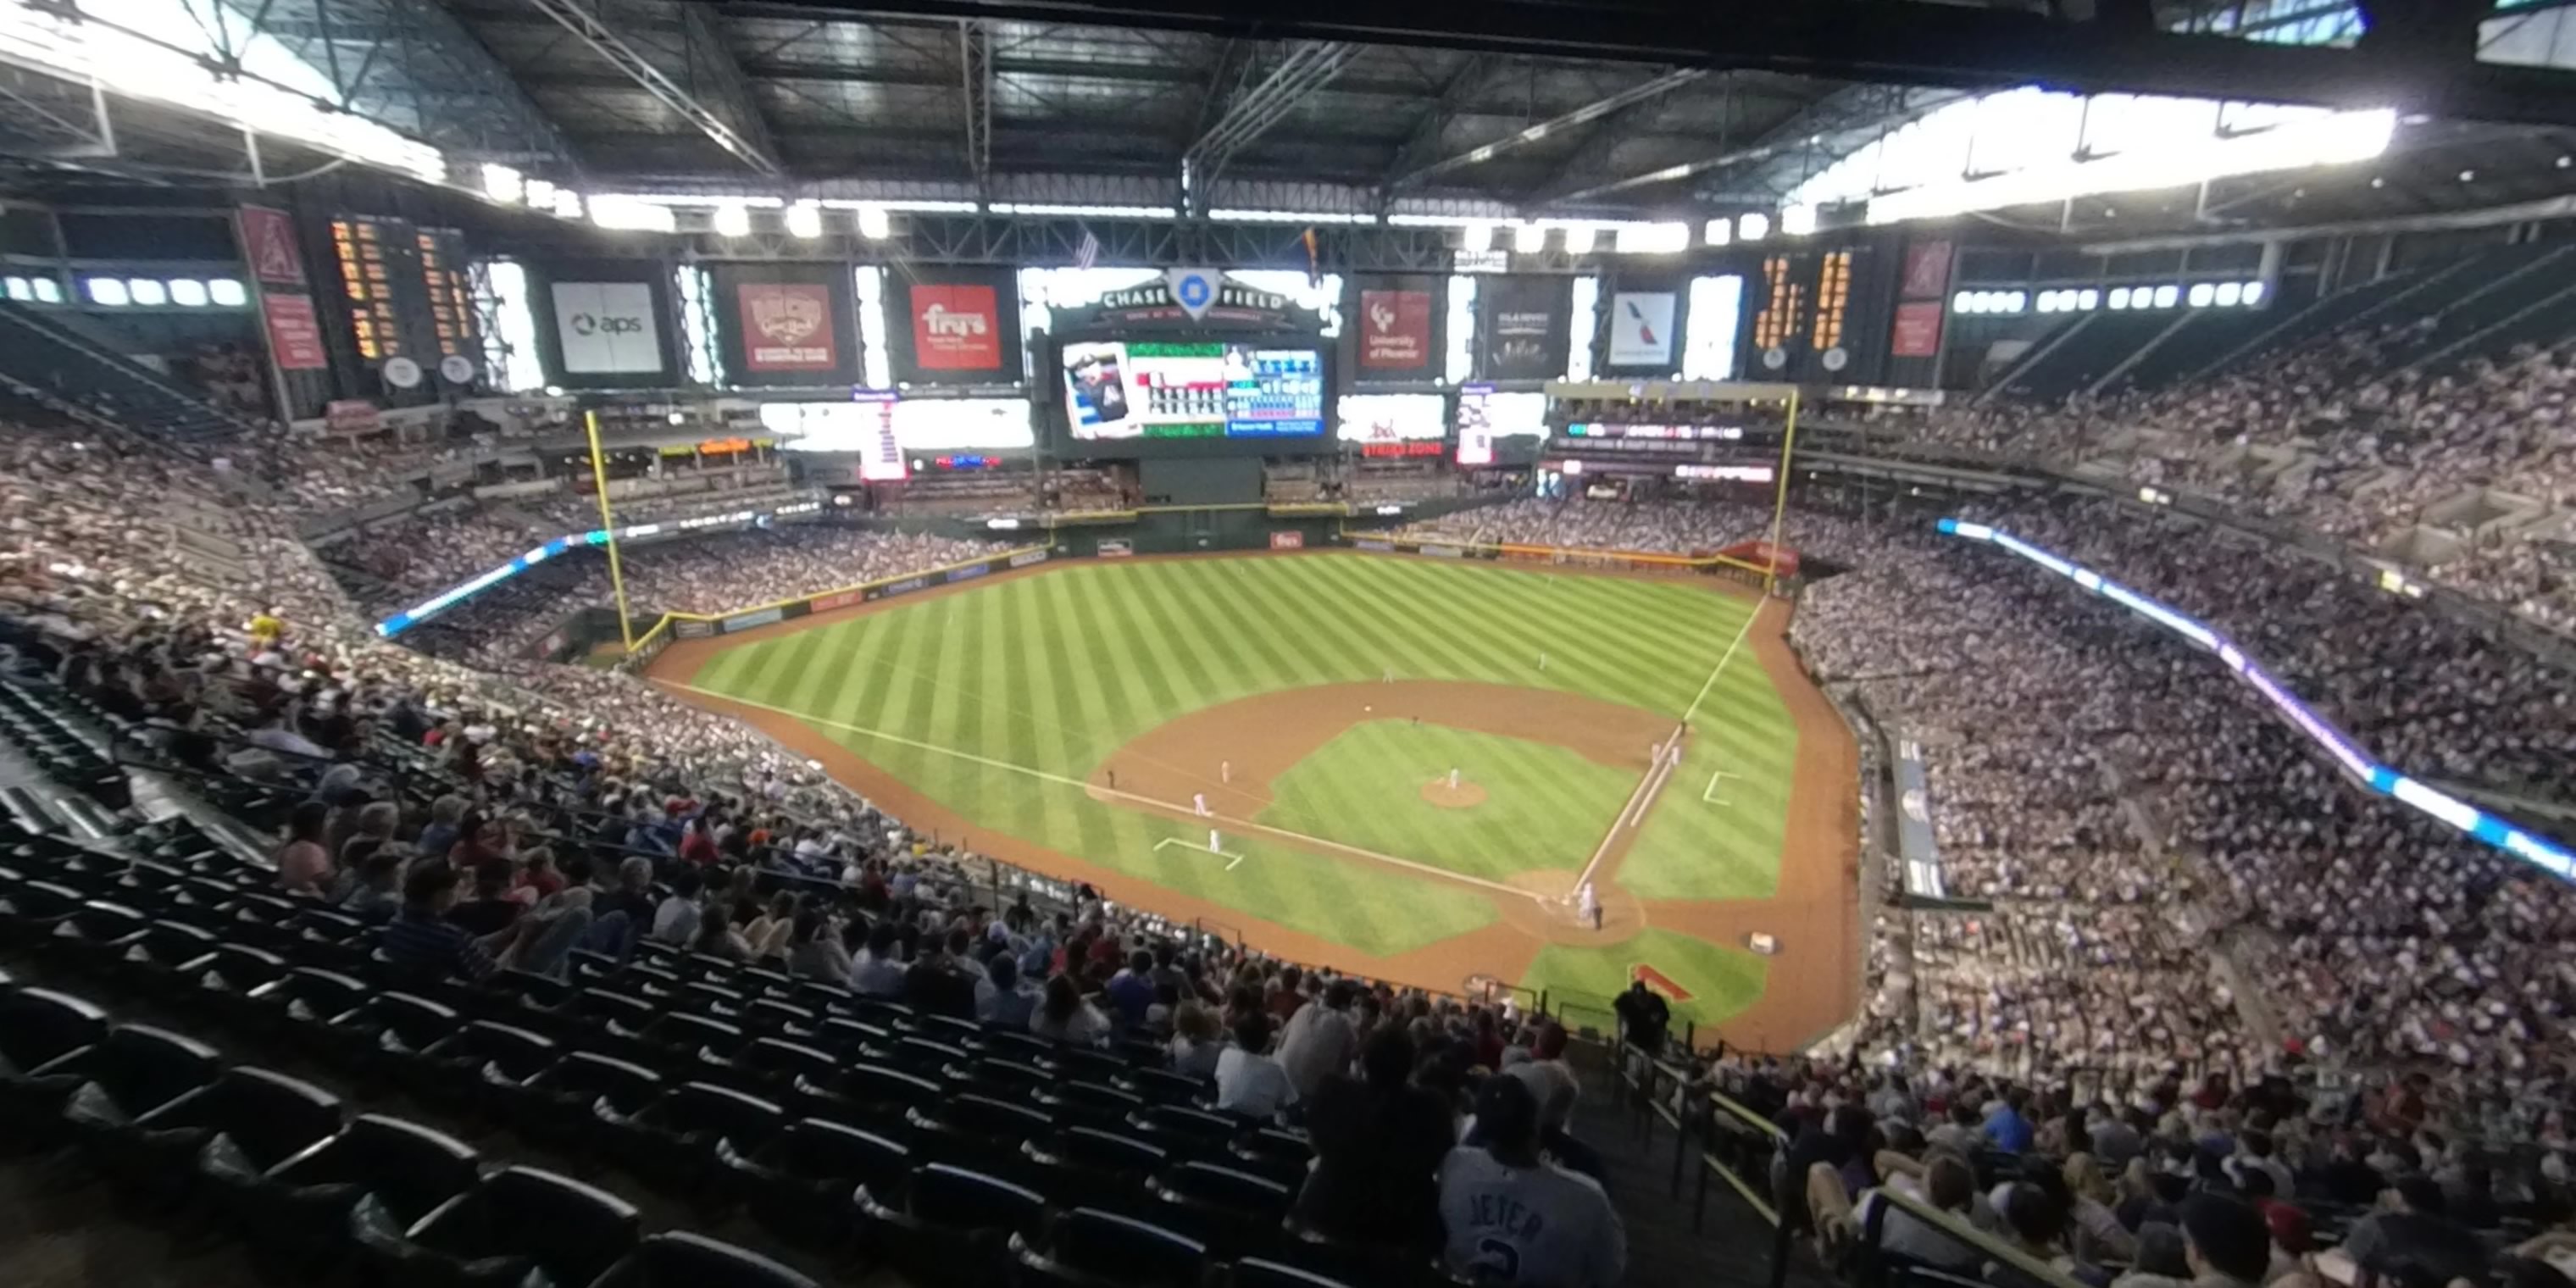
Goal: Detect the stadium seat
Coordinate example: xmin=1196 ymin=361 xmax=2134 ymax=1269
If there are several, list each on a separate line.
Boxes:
xmin=1017 ymin=1126 xmax=1166 ymax=1209
xmin=240 ymin=1113 xmax=481 ymax=1264
xmin=1141 ymin=1160 xmax=1295 ymax=1261
xmin=836 ymin=1062 xmax=946 ymax=1135
xmin=517 ymin=1050 xmax=664 ymax=1152
xmin=44 ymin=897 xmax=148 ymax=974
xmin=1012 ymin=1207 xmax=1208 ymax=1288
xmin=0 ymin=878 xmax=84 ymax=947
xmin=908 ymin=1091 xmax=1054 ymax=1169
xmin=116 ymin=918 xmax=220 ymax=998
xmin=981 ymin=1030 xmax=1061 ymax=1066
xmin=718 ymin=1116 xmax=911 ymax=1249
xmin=414 ymin=1019 xmax=560 ymax=1114
xmin=52 ymin=1022 xmax=223 ymax=1183
xmin=244 ymin=965 xmax=369 ymax=1045
xmin=857 ymin=1162 xmax=1051 ymax=1288
xmin=586 ymin=1230 xmax=819 ymax=1288
xmin=1119 ymin=1068 xmax=1212 ymax=1108
xmin=597 ymin=1080 xmax=785 ymax=1196
xmin=963 ymin=1058 xmax=1053 ymax=1097
xmin=717 ymin=1035 xmax=838 ymax=1102
xmin=165 ymin=1067 xmax=347 ymax=1213
xmin=1035 ymin=1080 xmax=1146 ymax=1131
xmin=1126 ymin=1104 xmax=1241 ymax=1158
xmin=353 ymin=1164 xmax=641 ymax=1288
xmin=1228 ymin=1129 xmax=1316 ymax=1187
xmin=330 ymin=991 xmax=464 ymax=1081
xmin=632 ymin=1011 xmax=748 ymax=1076
xmin=0 ymin=986 xmax=108 ymax=1146
xmin=1230 ymin=1259 xmax=1362 ymax=1288
xmin=194 ymin=943 xmax=291 ymax=1028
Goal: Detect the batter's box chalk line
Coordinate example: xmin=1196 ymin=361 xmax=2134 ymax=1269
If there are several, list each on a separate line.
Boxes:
xmin=1153 ymin=836 xmax=1249 ymax=869
xmin=1702 ymin=768 xmax=1744 ymax=804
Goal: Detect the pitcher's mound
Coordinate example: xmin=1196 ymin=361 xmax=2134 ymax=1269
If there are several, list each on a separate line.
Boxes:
xmin=1421 ymin=780 xmax=1487 ymax=808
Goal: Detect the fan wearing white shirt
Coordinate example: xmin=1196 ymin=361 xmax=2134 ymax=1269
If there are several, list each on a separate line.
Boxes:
xmin=1215 ymin=1010 xmax=1294 ymax=1119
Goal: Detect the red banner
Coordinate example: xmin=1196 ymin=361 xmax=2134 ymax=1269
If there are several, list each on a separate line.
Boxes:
xmin=908 ymin=284 xmax=1002 ymax=371
xmin=1900 ymin=241 xmax=1952 ymax=300
xmin=808 ymin=589 xmax=864 ymax=613
xmin=238 ymin=206 xmax=305 ymax=288
xmin=1269 ymin=530 xmax=1306 ymax=550
xmin=1890 ymin=301 xmax=1946 ymax=358
xmin=737 ymin=283 xmax=838 ymax=372
xmin=262 ymin=295 xmax=328 ymax=369
xmin=1357 ymin=288 xmax=1433 ymax=369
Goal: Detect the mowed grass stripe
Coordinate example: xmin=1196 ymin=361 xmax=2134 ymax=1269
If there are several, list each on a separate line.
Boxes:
xmin=1286 ymin=557 xmax=1505 ymax=686
xmin=1035 ymin=570 xmax=1129 ymax=863
xmin=1194 ymin=561 xmax=1335 ymax=696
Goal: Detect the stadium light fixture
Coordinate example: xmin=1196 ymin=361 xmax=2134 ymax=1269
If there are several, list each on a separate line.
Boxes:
xmin=2242 ymin=280 xmax=2267 ymax=305
xmin=126 ymin=278 xmax=167 ymax=306
xmin=1513 ymin=223 xmax=1547 ymax=254
xmin=2077 ymin=289 xmax=2099 ymax=310
xmin=1206 ymin=208 xmax=1373 ymax=225
xmin=1779 ymin=204 xmax=1817 ymax=236
xmin=989 ymin=203 xmax=1176 ymax=219
xmin=2152 ymin=284 xmax=2180 ymax=308
xmin=1 ymin=277 xmax=25 ymax=302
xmin=1703 ymin=219 xmax=1732 ymax=247
xmin=480 ymin=164 xmax=525 ymax=206
xmin=855 ymin=204 xmax=891 ymax=239
xmin=1614 ymin=222 xmax=1690 ymax=254
xmin=2187 ymin=282 xmax=2215 ymax=307
xmin=2214 ymin=282 xmax=2243 ymax=306
xmin=1736 ymin=212 xmax=1769 ymax=242
xmin=711 ymin=203 xmax=752 ymax=237
xmin=1459 ymin=223 xmax=1494 ymax=253
xmin=1559 ymin=225 xmax=1597 ymax=255
xmin=590 ymin=196 xmax=675 ymax=233
xmin=86 ymin=277 xmax=129 ymax=306
xmin=784 ymin=202 xmax=824 ymax=237
xmin=2108 ymin=287 xmax=2131 ymax=309
xmin=167 ymin=279 xmax=208 ymax=307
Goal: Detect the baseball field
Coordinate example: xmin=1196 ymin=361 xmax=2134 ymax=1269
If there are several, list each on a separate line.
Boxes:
xmin=650 ymin=551 xmax=1858 ymax=1049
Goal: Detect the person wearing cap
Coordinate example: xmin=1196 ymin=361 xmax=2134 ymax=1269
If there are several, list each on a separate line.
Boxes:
xmin=1438 ymin=1074 xmax=1626 ymax=1288
xmin=2112 ymin=1194 xmax=2277 ymax=1288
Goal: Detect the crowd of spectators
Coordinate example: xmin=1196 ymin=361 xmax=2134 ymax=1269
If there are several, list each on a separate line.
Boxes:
xmin=1663 ymin=1043 xmax=2576 ymax=1288
xmin=1876 ymin=317 xmax=2576 ymax=635
xmin=1395 ymin=496 xmax=1778 ymax=552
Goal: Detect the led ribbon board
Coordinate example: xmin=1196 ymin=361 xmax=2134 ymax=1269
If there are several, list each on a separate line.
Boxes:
xmin=1939 ymin=518 xmax=2576 ymax=881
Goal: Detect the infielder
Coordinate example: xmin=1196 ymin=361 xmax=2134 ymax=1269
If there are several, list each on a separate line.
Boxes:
xmin=1193 ymin=792 xmax=1209 ymax=817
xmin=1220 ymin=760 xmax=1232 ymax=784
xmin=1448 ymin=768 xmax=1461 ymax=791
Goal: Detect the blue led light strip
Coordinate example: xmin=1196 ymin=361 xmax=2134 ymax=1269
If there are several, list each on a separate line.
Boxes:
xmin=1939 ymin=517 xmax=2576 ymax=881
xmin=372 ymin=506 xmax=787 ymax=639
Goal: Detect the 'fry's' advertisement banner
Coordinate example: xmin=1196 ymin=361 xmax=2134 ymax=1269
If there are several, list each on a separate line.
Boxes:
xmin=889 ymin=265 xmax=1023 ymax=386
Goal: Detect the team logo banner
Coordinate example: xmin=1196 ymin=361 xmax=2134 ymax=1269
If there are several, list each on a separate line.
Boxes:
xmin=1605 ymin=291 xmax=1678 ymax=369
xmin=1358 ymin=288 xmax=1433 ymax=370
xmin=237 ymin=206 xmax=306 ymax=288
xmin=739 ymin=284 xmax=838 ymax=371
xmin=908 ymin=284 xmax=1002 ymax=371
xmin=1901 ymin=241 xmax=1954 ymax=299
xmin=1476 ymin=275 xmax=1572 ymax=381
xmin=551 ymin=281 xmax=662 ymax=374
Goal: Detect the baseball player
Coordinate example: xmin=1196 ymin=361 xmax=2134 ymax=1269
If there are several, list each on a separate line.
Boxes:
xmin=1579 ymin=880 xmax=1601 ymax=930
xmin=1193 ymin=792 xmax=1209 ymax=817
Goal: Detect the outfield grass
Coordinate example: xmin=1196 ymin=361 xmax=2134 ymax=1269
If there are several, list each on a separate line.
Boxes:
xmin=687 ymin=555 xmax=1796 ymax=961
xmin=1259 ymin=722 xmax=1634 ymax=882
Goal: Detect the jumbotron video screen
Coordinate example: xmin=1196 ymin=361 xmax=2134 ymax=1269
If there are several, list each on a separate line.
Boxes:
xmin=1060 ymin=339 xmax=1325 ymax=441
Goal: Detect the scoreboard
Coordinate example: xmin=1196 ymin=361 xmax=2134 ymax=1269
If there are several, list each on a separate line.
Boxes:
xmin=330 ymin=214 xmax=479 ymax=375
xmin=1059 ymin=339 xmax=1324 ymax=441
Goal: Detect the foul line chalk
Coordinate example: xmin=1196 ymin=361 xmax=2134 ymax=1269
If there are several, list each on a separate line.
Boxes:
xmin=657 ymin=681 xmax=1540 ymax=902
xmin=1679 ymin=604 xmax=1763 ymax=727
xmin=1153 ymin=836 xmax=1248 ymax=869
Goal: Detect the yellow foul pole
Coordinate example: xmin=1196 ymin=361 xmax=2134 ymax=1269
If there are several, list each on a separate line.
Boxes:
xmin=585 ymin=409 xmax=636 ymax=652
xmin=1763 ymin=387 xmax=1801 ymax=594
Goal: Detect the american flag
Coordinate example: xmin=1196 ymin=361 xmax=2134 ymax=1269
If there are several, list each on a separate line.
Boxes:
xmin=1074 ymin=225 xmax=1100 ymax=269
